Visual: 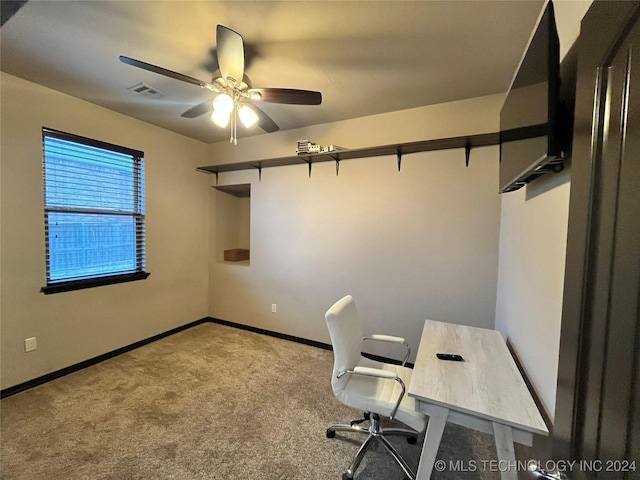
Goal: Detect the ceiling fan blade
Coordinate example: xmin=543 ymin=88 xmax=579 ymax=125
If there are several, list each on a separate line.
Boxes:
xmin=119 ymin=56 xmax=220 ymax=92
xmin=250 ymin=104 xmax=279 ymax=133
xmin=204 ymin=43 xmax=259 ymax=75
xmin=216 ymin=25 xmax=244 ymax=87
xmin=181 ymin=99 xmax=213 ymax=118
xmin=248 ymin=88 xmax=322 ymax=105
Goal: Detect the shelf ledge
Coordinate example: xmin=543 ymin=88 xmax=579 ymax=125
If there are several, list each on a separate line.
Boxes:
xmin=197 ymin=132 xmax=500 ymax=176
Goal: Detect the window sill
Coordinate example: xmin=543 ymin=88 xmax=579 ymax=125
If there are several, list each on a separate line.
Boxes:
xmin=41 ymin=272 xmax=150 ymax=295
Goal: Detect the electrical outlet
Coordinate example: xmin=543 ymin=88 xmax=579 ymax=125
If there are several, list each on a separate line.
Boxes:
xmin=24 ymin=337 xmax=37 ymax=352
xmin=271 ymin=304 xmax=277 ymax=313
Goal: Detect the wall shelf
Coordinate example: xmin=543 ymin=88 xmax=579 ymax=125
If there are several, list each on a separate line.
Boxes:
xmin=214 ymin=184 xmax=250 ymax=197
xmin=197 ymin=131 xmax=500 ymax=180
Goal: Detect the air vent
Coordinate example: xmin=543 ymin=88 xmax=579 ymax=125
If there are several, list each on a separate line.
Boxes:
xmin=127 ymin=83 xmax=164 ymax=98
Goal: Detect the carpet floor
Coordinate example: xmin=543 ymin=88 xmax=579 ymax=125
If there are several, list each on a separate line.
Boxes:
xmin=1 ymin=323 xmax=500 ymax=479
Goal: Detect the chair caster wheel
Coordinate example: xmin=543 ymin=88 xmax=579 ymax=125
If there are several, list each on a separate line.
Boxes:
xmin=407 ymin=435 xmax=417 ymax=444
xmin=342 ymin=473 xmax=353 ymax=480
xmin=326 ymin=428 xmax=336 ymax=438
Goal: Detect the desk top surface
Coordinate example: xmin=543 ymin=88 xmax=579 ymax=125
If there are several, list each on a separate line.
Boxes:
xmin=408 ymin=320 xmax=548 ymax=436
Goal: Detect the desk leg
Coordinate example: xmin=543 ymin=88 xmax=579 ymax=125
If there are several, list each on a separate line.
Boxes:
xmin=492 ymin=422 xmax=518 ymax=480
xmin=416 ymin=405 xmax=449 ymax=480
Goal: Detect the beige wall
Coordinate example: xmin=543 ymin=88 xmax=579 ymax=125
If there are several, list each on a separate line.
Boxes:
xmin=207 ymin=94 xmax=503 ymax=163
xmin=495 ymin=0 xmax=593 ymax=421
xmin=208 ymin=95 xmax=504 ymax=361
xmin=0 ymin=73 xmax=210 ymax=389
xmin=1 ymin=1 xmax=592 ymax=405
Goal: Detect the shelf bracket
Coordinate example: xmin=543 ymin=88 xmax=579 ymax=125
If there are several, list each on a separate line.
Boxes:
xmin=397 ymin=149 xmax=402 ymax=172
xmin=304 ymin=158 xmax=312 ymax=178
xmin=250 ymin=164 xmax=262 ymax=181
xmin=465 ymin=140 xmax=472 ymax=167
xmin=331 ymin=155 xmax=340 ymax=177
xmin=214 ymin=172 xmax=219 ymax=185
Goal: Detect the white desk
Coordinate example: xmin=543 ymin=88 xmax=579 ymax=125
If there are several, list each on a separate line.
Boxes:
xmin=408 ymin=320 xmax=548 ymax=480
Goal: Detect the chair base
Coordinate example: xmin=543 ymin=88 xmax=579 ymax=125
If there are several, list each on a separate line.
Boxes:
xmin=326 ymin=413 xmax=418 ymax=480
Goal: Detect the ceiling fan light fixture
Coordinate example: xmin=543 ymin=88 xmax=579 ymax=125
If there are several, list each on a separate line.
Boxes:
xmin=120 ymin=25 xmax=321 ymax=145
xmin=213 ymin=93 xmax=234 ymax=113
xmin=238 ymin=104 xmax=259 ymax=128
xmin=211 ymin=109 xmax=230 ymax=128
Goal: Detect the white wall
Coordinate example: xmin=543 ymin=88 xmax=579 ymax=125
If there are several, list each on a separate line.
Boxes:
xmin=207 ymin=95 xmax=504 ymax=361
xmin=495 ymin=0 xmax=592 ymax=421
xmin=0 ymin=73 xmax=210 ymax=389
xmin=495 ymin=171 xmax=571 ymax=419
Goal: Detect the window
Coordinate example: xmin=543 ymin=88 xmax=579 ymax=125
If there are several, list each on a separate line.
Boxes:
xmin=41 ymin=128 xmax=149 ymax=294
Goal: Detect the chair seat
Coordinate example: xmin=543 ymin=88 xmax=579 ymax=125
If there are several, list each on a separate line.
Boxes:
xmin=335 ymin=356 xmax=427 ymax=433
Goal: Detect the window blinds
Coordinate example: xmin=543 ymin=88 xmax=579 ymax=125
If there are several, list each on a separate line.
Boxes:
xmin=43 ymin=128 xmax=146 ymax=285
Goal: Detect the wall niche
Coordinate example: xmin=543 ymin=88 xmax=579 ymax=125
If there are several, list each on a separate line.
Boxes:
xmin=214 ymin=184 xmax=250 ymax=265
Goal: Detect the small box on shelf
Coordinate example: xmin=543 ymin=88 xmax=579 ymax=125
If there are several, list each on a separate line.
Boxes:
xmin=224 ymin=249 xmax=250 ymax=262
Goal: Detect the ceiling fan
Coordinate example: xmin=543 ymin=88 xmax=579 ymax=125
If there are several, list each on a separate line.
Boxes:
xmin=120 ymin=25 xmax=322 ymax=144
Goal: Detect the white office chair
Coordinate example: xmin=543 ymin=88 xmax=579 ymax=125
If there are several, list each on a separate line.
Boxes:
xmin=324 ymin=295 xmax=427 ymax=480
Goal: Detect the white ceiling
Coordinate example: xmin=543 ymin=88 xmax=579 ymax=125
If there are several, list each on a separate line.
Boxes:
xmin=0 ymin=0 xmax=544 ymax=144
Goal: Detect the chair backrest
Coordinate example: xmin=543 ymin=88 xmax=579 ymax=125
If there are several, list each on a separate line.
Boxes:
xmin=325 ymin=295 xmax=364 ymax=395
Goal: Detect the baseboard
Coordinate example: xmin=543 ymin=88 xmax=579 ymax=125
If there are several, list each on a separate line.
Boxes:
xmin=1 ymin=316 xmax=411 ymax=399
xmin=209 ymin=317 xmax=414 ymax=368
xmin=0 ymin=318 xmax=210 ymax=399
xmin=361 ymin=352 xmax=415 ymax=369
xmin=505 ymin=339 xmax=553 ymax=431
xmin=208 ymin=317 xmax=333 ymax=351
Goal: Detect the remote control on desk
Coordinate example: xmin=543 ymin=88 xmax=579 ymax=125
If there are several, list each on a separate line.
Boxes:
xmin=436 ymin=353 xmax=464 ymax=361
